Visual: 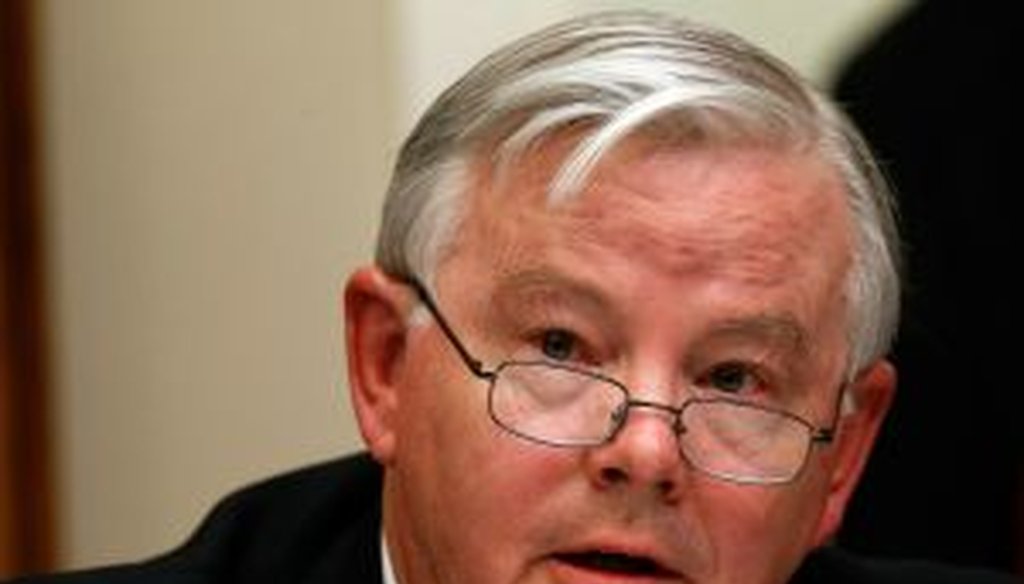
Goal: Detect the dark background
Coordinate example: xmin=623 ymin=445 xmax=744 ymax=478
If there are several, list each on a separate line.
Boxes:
xmin=833 ymin=0 xmax=1022 ymax=576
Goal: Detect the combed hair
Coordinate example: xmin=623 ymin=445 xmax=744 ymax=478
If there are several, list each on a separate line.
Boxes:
xmin=375 ymin=10 xmax=900 ymax=377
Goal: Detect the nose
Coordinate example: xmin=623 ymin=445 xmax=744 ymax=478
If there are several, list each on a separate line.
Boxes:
xmin=583 ymin=399 xmax=689 ymax=503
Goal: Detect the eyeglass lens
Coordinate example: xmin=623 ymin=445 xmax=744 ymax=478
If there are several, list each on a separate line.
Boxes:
xmin=488 ymin=361 xmax=813 ymax=483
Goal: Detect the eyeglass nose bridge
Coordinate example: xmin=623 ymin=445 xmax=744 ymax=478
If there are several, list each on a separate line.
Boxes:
xmin=610 ymin=398 xmax=688 ymax=438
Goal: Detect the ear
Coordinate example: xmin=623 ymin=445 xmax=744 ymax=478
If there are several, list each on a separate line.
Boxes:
xmin=812 ymin=359 xmax=896 ymax=545
xmin=344 ymin=266 xmax=414 ymax=466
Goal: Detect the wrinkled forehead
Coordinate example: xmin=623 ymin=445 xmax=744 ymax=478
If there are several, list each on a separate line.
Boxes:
xmin=442 ymin=132 xmax=853 ymax=300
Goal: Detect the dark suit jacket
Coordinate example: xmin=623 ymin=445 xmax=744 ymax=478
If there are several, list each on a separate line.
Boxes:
xmin=10 ymin=454 xmax=1017 ymax=583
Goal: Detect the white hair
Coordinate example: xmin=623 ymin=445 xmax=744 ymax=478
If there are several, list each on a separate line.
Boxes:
xmin=375 ymin=11 xmax=900 ymax=377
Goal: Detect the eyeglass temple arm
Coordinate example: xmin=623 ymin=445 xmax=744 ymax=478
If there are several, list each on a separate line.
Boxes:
xmin=406 ymin=278 xmax=495 ymax=380
xmin=811 ymin=427 xmax=835 ymax=444
xmin=811 ymin=379 xmax=852 ymax=444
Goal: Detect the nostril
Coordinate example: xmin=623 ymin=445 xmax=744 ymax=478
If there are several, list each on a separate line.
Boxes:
xmin=600 ymin=467 xmax=629 ymax=485
xmin=657 ymin=479 xmax=675 ymax=497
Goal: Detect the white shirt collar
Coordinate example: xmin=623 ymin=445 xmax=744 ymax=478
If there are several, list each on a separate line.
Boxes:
xmin=381 ymin=528 xmax=399 ymax=584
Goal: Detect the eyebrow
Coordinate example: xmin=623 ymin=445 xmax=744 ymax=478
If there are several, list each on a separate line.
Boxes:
xmin=697 ymin=314 xmax=810 ymax=356
xmin=487 ymin=268 xmax=620 ymax=324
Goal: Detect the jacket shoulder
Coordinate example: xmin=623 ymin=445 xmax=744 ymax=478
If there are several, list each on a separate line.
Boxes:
xmin=794 ymin=547 xmax=1020 ymax=584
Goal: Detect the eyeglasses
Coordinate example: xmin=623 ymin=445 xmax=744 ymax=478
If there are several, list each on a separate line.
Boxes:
xmin=407 ymin=279 xmax=843 ymax=485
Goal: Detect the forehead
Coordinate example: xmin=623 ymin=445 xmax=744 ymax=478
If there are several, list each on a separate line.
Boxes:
xmin=450 ymin=136 xmax=853 ymax=291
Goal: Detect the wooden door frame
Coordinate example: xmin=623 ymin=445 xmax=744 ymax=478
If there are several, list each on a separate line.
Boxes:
xmin=1 ymin=0 xmax=56 ymax=577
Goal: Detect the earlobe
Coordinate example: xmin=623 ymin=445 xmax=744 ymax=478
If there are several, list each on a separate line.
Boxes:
xmin=812 ymin=359 xmax=896 ymax=545
xmin=344 ymin=266 xmax=413 ymax=465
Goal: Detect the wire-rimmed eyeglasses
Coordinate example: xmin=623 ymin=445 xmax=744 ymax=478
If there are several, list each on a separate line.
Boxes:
xmin=407 ymin=279 xmax=843 ymax=485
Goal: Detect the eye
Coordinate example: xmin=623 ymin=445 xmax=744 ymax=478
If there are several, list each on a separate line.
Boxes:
xmin=700 ymin=361 xmax=762 ymax=394
xmin=539 ymin=328 xmax=578 ymax=361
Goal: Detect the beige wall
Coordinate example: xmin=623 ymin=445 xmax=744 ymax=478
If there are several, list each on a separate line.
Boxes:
xmin=37 ymin=0 xmax=908 ymax=571
xmin=38 ymin=0 xmax=394 ymax=568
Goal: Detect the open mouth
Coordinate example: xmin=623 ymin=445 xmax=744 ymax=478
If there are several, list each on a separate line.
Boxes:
xmin=554 ymin=551 xmax=678 ymax=579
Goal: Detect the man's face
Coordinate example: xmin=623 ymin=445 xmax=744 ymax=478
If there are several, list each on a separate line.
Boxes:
xmin=351 ymin=139 xmax=893 ymax=584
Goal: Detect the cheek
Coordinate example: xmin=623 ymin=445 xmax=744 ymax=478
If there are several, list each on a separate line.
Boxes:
xmin=392 ymin=338 xmax=582 ymax=566
xmin=395 ymin=329 xmax=579 ymax=489
xmin=394 ymin=333 xmax=486 ymax=443
xmin=698 ymin=473 xmax=830 ymax=582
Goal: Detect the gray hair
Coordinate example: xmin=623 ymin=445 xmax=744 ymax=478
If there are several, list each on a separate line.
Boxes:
xmin=375 ymin=11 xmax=900 ymax=377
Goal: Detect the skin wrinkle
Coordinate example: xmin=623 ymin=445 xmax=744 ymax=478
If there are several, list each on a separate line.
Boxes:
xmin=485 ymin=274 xmax=621 ymax=365
xmin=687 ymin=316 xmax=815 ymax=408
xmin=562 ymin=146 xmax=845 ymax=288
xmin=482 ymin=266 xmax=818 ymax=411
xmin=455 ymin=137 xmax=851 ymax=291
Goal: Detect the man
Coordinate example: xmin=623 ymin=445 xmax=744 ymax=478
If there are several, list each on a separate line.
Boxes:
xmin=12 ymin=10 xmax=1018 ymax=584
